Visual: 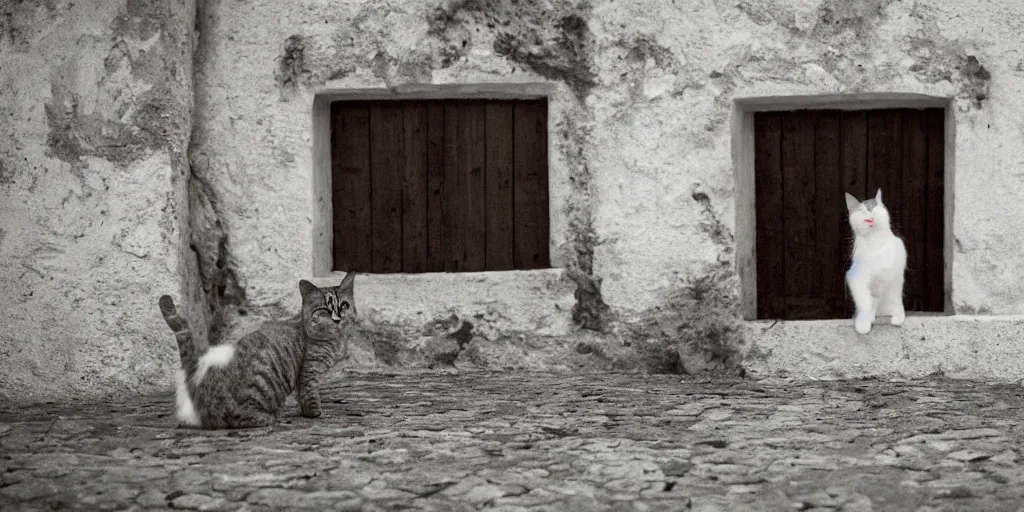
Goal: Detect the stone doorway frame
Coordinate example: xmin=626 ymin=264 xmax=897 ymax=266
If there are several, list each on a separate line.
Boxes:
xmin=310 ymin=83 xmax=558 ymax=277
xmin=731 ymin=93 xmax=956 ymax=321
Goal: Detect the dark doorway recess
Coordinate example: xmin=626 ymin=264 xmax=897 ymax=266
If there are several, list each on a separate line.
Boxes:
xmin=754 ymin=108 xmax=945 ymax=320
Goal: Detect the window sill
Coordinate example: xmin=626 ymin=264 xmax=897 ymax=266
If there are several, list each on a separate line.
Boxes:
xmin=303 ymin=268 xmax=573 ymax=335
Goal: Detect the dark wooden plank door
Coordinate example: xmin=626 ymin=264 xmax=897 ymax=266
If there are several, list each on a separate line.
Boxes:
xmin=754 ymin=108 xmax=945 ymax=320
xmin=425 ymin=103 xmax=446 ymax=272
xmin=867 ymin=110 xmax=904 ymax=226
xmin=513 ymin=101 xmax=550 ymax=270
xmin=485 ymin=102 xmax=515 ymax=270
xmin=369 ymin=103 xmax=404 ymax=273
xmin=924 ymin=109 xmax=946 ymax=312
xmin=780 ymin=111 xmax=819 ymax=319
xmin=402 ymin=102 xmax=429 ymax=273
xmin=838 ymin=111 xmax=869 ymax=318
xmin=331 ymin=98 xmax=549 ymax=274
xmin=441 ymin=101 xmax=464 ymax=272
xmin=814 ymin=111 xmax=845 ymax=318
xmin=459 ymin=102 xmax=488 ymax=272
xmin=754 ymin=113 xmax=784 ymax=320
xmin=331 ymin=103 xmax=372 ymax=272
xmin=901 ymin=110 xmax=928 ymax=312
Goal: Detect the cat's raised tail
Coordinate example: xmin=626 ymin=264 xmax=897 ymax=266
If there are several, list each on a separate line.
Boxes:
xmin=158 ymin=295 xmax=203 ymax=372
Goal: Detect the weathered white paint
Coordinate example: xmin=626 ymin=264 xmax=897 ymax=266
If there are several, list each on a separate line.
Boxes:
xmin=5 ymin=0 xmax=1024 ymax=401
xmin=193 ymin=0 xmax=1024 ymax=374
xmin=0 ymin=0 xmax=194 ymax=403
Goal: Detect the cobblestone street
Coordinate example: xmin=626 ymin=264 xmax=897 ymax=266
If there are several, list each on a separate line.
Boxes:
xmin=2 ymin=371 xmax=1023 ymax=511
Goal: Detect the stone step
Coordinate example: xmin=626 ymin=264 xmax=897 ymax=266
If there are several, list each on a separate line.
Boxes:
xmin=744 ymin=315 xmax=1024 ymax=382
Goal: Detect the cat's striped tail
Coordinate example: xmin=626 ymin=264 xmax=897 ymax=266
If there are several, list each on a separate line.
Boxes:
xmin=158 ymin=295 xmax=201 ymax=372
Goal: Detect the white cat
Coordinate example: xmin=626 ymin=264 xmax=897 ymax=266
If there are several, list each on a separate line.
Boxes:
xmin=844 ymin=189 xmax=907 ymax=334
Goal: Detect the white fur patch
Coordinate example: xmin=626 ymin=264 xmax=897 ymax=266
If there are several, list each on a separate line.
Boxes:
xmin=192 ymin=344 xmax=236 ymax=386
xmin=175 ymin=369 xmax=200 ymax=427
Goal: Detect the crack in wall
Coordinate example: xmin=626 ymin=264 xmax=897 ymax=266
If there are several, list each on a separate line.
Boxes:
xmin=184 ymin=0 xmax=246 ymax=345
xmin=692 ymin=190 xmax=735 ymax=256
xmin=561 ymin=116 xmax=610 ymax=332
xmin=186 ymin=160 xmax=247 ymax=345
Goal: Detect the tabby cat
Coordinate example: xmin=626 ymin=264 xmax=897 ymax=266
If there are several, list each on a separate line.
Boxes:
xmin=158 ymin=273 xmax=357 ymax=429
xmin=845 ymin=189 xmax=907 ymax=335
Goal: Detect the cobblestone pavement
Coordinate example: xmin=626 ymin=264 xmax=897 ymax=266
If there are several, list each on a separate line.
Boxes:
xmin=2 ymin=371 xmax=1024 ymax=512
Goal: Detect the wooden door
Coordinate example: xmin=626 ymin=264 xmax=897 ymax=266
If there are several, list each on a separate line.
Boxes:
xmin=331 ymin=99 xmax=550 ymax=273
xmin=754 ymin=108 xmax=945 ymax=320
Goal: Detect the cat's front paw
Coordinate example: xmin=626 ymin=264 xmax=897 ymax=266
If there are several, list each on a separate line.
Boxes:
xmin=854 ymin=315 xmax=872 ymax=335
xmin=890 ymin=312 xmax=905 ymax=326
xmin=300 ymin=403 xmax=323 ymax=418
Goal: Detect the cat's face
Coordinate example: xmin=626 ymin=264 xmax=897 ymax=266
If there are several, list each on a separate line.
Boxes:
xmin=299 ymin=272 xmax=357 ymax=340
xmin=845 ymin=189 xmax=890 ymax=236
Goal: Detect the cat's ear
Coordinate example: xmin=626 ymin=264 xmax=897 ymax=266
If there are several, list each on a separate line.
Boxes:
xmin=299 ymin=279 xmax=319 ymax=298
xmin=844 ymin=193 xmax=861 ymax=213
xmin=875 ymin=188 xmax=883 ymax=205
xmin=337 ymin=271 xmax=356 ymax=292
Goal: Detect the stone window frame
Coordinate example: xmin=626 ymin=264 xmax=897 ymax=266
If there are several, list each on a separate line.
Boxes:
xmin=311 ymin=83 xmax=562 ymax=278
xmin=732 ymin=93 xmax=956 ymax=321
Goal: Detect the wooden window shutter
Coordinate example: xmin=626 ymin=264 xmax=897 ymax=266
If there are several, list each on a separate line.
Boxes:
xmin=331 ymin=99 xmax=550 ymax=274
xmin=754 ymin=108 xmax=945 ymax=320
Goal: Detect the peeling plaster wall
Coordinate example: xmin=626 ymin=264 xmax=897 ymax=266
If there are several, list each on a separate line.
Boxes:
xmin=0 ymin=0 xmax=195 ymax=403
xmin=588 ymin=0 xmax=1022 ymax=318
xmin=189 ymin=0 xmax=1024 ymax=376
xmin=5 ymin=0 xmax=1024 ymax=401
xmin=188 ymin=0 xmax=590 ymax=348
